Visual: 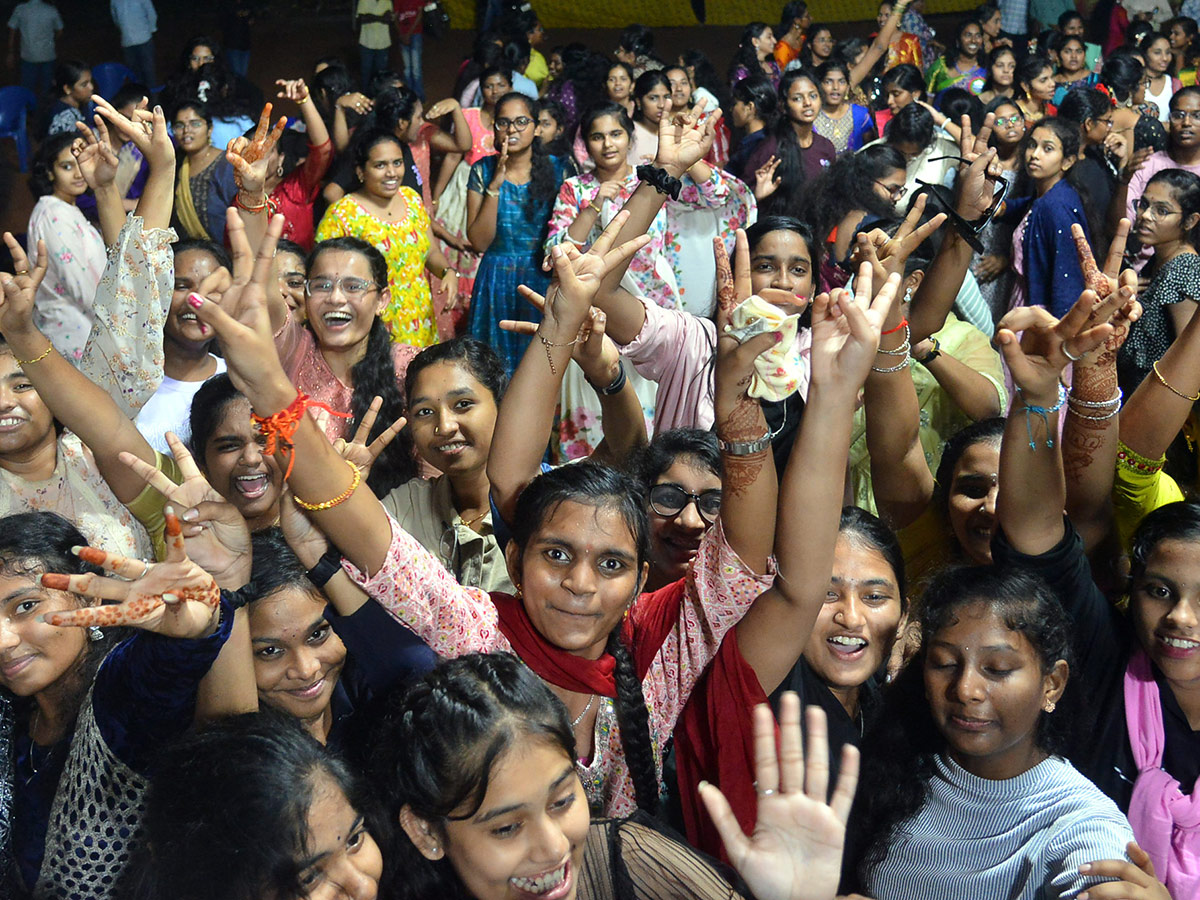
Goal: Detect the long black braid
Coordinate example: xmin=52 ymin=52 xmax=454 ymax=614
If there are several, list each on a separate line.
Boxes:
xmin=607 ymin=628 xmax=661 ymax=816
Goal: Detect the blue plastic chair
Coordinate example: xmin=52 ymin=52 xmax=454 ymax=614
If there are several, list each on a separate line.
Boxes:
xmin=91 ymin=62 xmax=136 ymax=101
xmin=0 ymin=86 xmax=36 ymax=172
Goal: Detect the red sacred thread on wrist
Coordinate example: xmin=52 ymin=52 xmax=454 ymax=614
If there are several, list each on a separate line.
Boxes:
xmin=251 ymin=391 xmax=350 ymax=479
xmin=882 ymin=317 xmax=909 ymax=336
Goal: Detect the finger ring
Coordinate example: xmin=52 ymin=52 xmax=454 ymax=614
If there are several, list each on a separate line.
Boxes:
xmin=14 ymin=269 xmax=27 ymax=275
xmin=1062 ymin=344 xmax=1082 ymax=362
xmin=758 ymin=788 xmax=778 ymax=797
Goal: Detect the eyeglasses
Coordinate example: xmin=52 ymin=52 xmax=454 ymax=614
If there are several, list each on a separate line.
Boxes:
xmin=649 ymin=484 xmax=722 ymax=523
xmin=190 ymin=54 xmax=215 ymax=65
xmin=1134 ymin=197 xmax=1180 ymax=219
xmin=304 ymin=277 xmax=378 ymax=298
xmin=875 ymin=180 xmax=908 ymax=201
xmin=1169 ymin=109 xmax=1200 ymax=123
xmin=992 ymin=114 xmax=1025 ymax=128
xmin=495 ymin=116 xmax=534 ymax=131
xmin=172 ymin=119 xmax=207 ymax=132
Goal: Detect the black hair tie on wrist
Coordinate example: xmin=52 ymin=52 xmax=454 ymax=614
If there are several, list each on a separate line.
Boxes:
xmin=305 ymin=545 xmax=344 ymax=588
xmin=636 ymin=164 xmax=683 ymax=201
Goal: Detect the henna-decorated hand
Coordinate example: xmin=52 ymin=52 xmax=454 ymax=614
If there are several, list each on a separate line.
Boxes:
xmin=1072 ymin=220 xmax=1135 ymax=302
xmin=0 ymin=233 xmax=47 ymax=343
xmin=713 ymin=230 xmax=782 ymax=443
xmin=73 ymin=117 xmax=119 ymax=190
xmin=1077 ymin=842 xmax=1172 ymax=900
xmin=39 ymin=510 xmax=222 ymax=639
xmin=995 ymin=291 xmax=1120 ymax=405
xmin=700 ymin=697 xmax=858 ymax=900
xmin=331 ymin=395 xmax=407 ymax=484
xmin=1071 ymin=285 xmax=1141 ymax=370
xmin=810 ymin=262 xmax=901 ymax=395
xmin=653 ymin=96 xmax=719 ymax=178
xmin=118 ymin=432 xmax=251 ymax=589
xmin=226 ymin=103 xmax=288 ymax=196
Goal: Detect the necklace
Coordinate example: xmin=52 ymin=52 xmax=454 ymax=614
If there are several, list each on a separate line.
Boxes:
xmin=458 ymin=508 xmax=489 ymax=530
xmin=571 ymin=694 xmax=597 ymax=728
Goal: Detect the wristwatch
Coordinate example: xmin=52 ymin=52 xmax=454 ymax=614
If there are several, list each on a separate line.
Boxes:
xmin=916 ymin=336 xmax=942 ymax=366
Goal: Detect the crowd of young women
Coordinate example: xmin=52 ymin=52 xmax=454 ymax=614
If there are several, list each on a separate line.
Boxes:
xmin=3 ymin=2 xmax=1200 ymax=898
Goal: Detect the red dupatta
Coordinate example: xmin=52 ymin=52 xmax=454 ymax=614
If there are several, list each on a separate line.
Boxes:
xmin=490 ymin=578 xmax=688 ymax=697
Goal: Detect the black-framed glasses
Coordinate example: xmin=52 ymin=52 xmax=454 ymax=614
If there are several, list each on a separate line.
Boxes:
xmin=649 ymin=484 xmax=722 ymax=522
xmin=496 ymin=116 xmax=534 ymax=131
xmin=875 ymin=180 xmax=908 ymax=201
xmin=916 ymin=161 xmax=1010 ymax=253
xmin=1133 ymin=197 xmax=1180 ymax=219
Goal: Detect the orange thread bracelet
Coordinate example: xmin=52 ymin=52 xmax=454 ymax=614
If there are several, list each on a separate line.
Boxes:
xmin=882 ymin=317 xmax=909 ymax=336
xmin=250 ymin=391 xmax=351 ymax=479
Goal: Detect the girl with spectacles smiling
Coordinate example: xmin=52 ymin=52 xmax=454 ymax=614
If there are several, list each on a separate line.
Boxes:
xmin=973 ymin=97 xmax=1024 ymax=316
xmin=1118 ymin=169 xmax=1200 ymax=394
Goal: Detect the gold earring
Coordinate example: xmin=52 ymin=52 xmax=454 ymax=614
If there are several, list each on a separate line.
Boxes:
xmin=1044 ymin=700 xmax=1056 ymax=713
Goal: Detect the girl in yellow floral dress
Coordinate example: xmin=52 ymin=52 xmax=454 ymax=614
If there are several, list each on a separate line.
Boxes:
xmin=317 ymin=129 xmax=459 ymax=346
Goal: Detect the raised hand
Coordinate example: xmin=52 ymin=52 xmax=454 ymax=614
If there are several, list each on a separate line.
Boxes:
xmin=39 ymin=510 xmax=222 ymax=639
xmin=653 ymin=96 xmax=719 ymax=178
xmin=810 ymin=262 xmax=901 ymax=393
xmin=226 ymin=103 xmax=288 ymax=195
xmin=1077 ymin=842 xmax=1171 ymax=900
xmin=854 ymin=193 xmax=945 ymax=284
xmin=489 ymin=140 xmax=510 ymax=190
xmin=336 ymin=91 xmax=372 ymax=116
xmin=92 ymin=94 xmax=174 ymax=172
xmin=73 ymin=116 xmax=120 ymax=190
xmin=1073 ymin=220 xmax=1135 ymax=302
xmin=995 ymin=290 xmax=1124 ymax=404
xmin=118 ymin=431 xmax=251 ymax=588
xmin=754 ymin=155 xmax=782 ymax=200
xmin=424 ymin=97 xmax=461 ymax=119
xmin=331 ymin=395 xmax=407 ymax=483
xmin=700 ymin=696 xmax=858 ymax=900
xmin=0 ymin=232 xmax=48 ymax=341
xmin=275 ymin=78 xmax=310 ymax=104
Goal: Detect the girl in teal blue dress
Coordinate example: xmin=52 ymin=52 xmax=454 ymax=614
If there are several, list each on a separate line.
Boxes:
xmin=466 ymin=92 xmax=570 ymax=376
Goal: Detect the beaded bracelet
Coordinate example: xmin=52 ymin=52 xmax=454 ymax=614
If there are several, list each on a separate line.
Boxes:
xmin=1016 ymin=383 xmax=1067 ymax=449
xmin=1068 ymin=389 xmax=1122 ymax=409
xmin=1067 ymin=404 xmax=1120 ymax=421
xmin=295 ymin=460 xmax=361 ymax=511
xmin=871 ymin=351 xmax=911 ymax=373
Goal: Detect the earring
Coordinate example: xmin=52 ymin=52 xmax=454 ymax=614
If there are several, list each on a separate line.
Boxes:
xmin=903 ymin=286 xmax=914 ymax=304
xmin=87 ymin=626 xmax=104 ymax=642
xmin=1043 ymin=700 xmax=1056 ymax=713
xmin=276 ymin=163 xmax=285 ymax=178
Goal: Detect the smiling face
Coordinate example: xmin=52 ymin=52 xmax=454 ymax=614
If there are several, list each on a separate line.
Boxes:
xmin=637 ymin=83 xmax=672 ymax=124
xmin=666 ymin=68 xmax=691 ymax=110
xmin=49 ymin=144 xmax=87 ymax=202
xmin=1024 ymin=125 xmax=1072 ymax=184
xmin=946 ymin=438 xmax=1000 ymax=564
xmin=201 ymin=396 xmax=284 ymax=524
xmin=495 ymin=97 xmax=538 ymax=153
xmin=1170 ymin=23 xmax=1189 ymax=49
xmin=820 ymin=68 xmax=848 ymax=108
xmin=481 ymin=73 xmax=514 ymax=110
xmin=785 ymin=75 xmax=822 ymax=126
xmin=991 ymin=102 xmax=1026 ymax=145
xmin=1146 ymin=36 xmax=1172 ymax=74
xmin=753 ymin=26 xmax=777 ymax=57
xmin=647 ymin=456 xmax=720 ymax=585
xmin=357 ymin=139 xmax=404 ymax=203
xmin=803 ymin=533 xmax=904 ymax=710
xmin=1023 ymin=65 xmax=1057 ymax=102
xmin=276 ymin=250 xmax=307 ymax=315
xmin=299 ymin=775 xmax=382 ymax=900
xmin=168 ymin=249 xmax=220 ymax=348
xmin=749 ymin=229 xmax=814 ymax=311
xmin=249 ymin=586 xmax=347 ymax=729
xmin=407 ymin=360 xmax=499 ymax=476
xmin=425 ymin=739 xmax=590 ymax=900
xmin=1059 ymin=38 xmax=1086 ymax=74
xmin=173 ymin=106 xmax=211 ymax=153
xmin=605 ymin=65 xmax=631 ymax=102
xmin=0 ymin=573 xmax=88 ymax=697
xmin=1130 ymin=538 xmax=1200 ymax=695
xmin=584 ymin=114 xmax=630 ymax=169
xmin=508 ymin=500 xmax=645 ymax=660
xmin=548 ymin=52 xmax=563 ymax=81
xmin=924 ymin=603 xmax=1067 ymax=780
xmin=305 ymin=249 xmax=386 ymax=354
xmin=0 ymin=352 xmax=56 ymax=463
xmin=959 ymin=23 xmax=983 ymax=59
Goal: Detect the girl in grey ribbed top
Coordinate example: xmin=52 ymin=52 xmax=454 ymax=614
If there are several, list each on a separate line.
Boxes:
xmin=844 ymin=565 xmax=1136 ymax=899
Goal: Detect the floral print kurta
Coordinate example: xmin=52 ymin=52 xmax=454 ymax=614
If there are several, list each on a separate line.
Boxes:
xmin=316 ymin=187 xmax=437 ymax=346
xmin=343 ymin=516 xmax=774 ymax=817
xmin=27 ymin=195 xmax=106 ymax=362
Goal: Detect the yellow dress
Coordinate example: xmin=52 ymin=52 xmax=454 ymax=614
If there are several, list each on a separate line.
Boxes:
xmin=315 ymin=187 xmax=437 ymax=346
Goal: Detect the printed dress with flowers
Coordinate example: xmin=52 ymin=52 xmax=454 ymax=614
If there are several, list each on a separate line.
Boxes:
xmin=546 ymin=169 xmax=738 ymax=457
xmin=316 ymin=187 xmax=438 ymax=347
xmin=343 ymin=515 xmax=774 ymax=817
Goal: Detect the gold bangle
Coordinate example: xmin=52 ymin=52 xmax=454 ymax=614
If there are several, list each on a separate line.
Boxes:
xmin=14 ymin=344 xmax=53 ymax=366
xmin=294 ymin=460 xmax=362 ymax=511
xmin=1152 ymin=361 xmax=1200 ymax=402
xmin=297 ymin=93 xmax=310 ymax=104
xmin=589 ymin=200 xmax=603 ymax=214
